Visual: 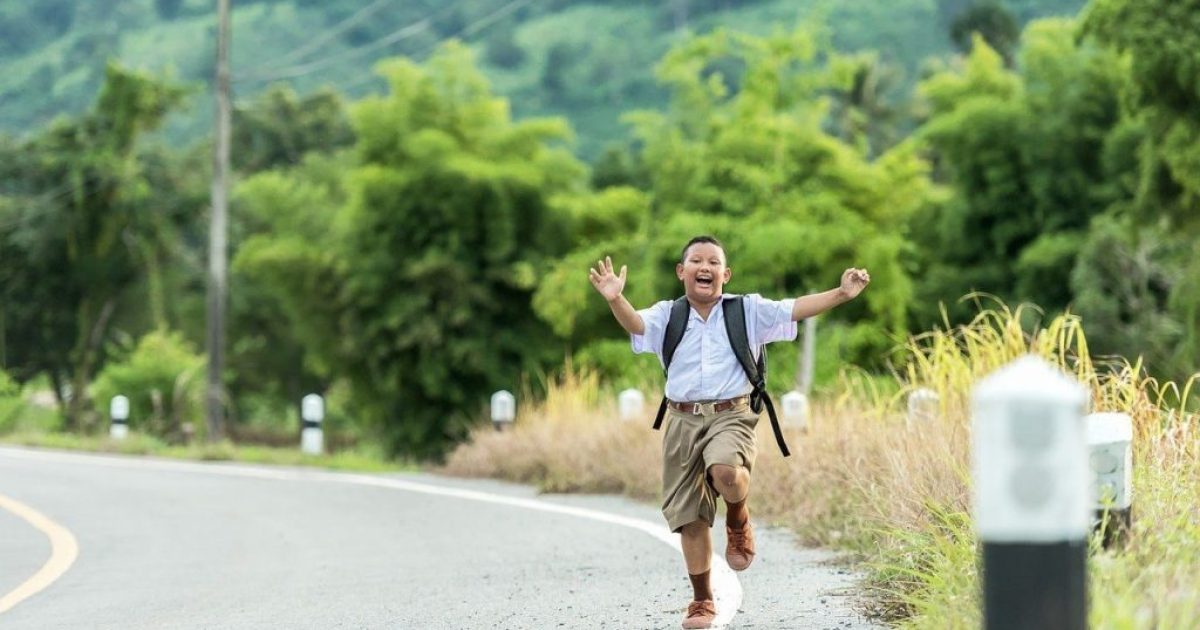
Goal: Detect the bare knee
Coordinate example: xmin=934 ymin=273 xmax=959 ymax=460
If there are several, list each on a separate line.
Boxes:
xmin=680 ymin=521 xmax=709 ymax=539
xmin=709 ymin=464 xmax=739 ymax=491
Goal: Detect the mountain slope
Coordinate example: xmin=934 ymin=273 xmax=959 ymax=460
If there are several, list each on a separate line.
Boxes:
xmin=0 ymin=0 xmax=1088 ymax=157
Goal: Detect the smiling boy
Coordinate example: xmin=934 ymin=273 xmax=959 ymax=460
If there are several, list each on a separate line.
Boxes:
xmin=588 ymin=235 xmax=870 ymax=629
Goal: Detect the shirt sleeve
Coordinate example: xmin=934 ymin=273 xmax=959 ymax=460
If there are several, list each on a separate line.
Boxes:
xmin=745 ymin=294 xmax=798 ymax=346
xmin=631 ymin=300 xmax=672 ymax=358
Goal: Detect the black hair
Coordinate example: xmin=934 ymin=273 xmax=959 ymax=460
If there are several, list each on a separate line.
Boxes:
xmin=680 ymin=235 xmax=726 ymax=263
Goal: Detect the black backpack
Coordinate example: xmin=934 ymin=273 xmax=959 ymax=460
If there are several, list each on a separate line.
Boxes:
xmin=650 ymin=296 xmax=791 ymax=457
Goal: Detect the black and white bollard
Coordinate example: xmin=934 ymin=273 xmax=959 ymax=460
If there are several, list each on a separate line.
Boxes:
xmin=907 ymin=387 xmax=939 ymax=426
xmin=301 ymin=394 xmax=324 ymax=455
xmin=1086 ymin=412 xmax=1133 ymax=547
xmin=618 ymin=388 xmax=644 ymax=421
xmin=109 ymin=395 xmax=130 ymax=440
xmin=491 ymin=390 xmax=515 ymax=431
xmin=972 ymin=356 xmax=1089 ymax=630
xmin=781 ymin=390 xmax=808 ymax=431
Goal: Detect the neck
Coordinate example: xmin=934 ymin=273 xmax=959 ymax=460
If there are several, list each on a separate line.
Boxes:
xmin=688 ymin=295 xmax=721 ymax=321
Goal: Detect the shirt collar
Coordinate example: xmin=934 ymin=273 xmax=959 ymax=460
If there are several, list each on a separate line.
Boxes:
xmin=687 ymin=294 xmax=740 ymax=323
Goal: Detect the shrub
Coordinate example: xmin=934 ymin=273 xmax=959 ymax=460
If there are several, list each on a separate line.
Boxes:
xmin=91 ymin=329 xmax=205 ymax=439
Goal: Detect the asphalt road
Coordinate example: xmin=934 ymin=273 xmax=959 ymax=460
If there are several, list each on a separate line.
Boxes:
xmin=0 ymin=446 xmax=880 ymax=629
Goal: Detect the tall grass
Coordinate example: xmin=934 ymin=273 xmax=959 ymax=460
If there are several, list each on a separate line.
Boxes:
xmin=442 ymin=302 xmax=1200 ymax=628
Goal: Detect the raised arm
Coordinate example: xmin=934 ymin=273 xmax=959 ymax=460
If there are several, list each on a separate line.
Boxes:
xmin=589 ymin=256 xmax=645 ymax=335
xmin=791 ymin=267 xmax=871 ymax=321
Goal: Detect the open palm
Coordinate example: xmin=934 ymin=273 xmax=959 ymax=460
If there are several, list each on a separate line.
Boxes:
xmin=589 ymin=256 xmax=627 ymax=301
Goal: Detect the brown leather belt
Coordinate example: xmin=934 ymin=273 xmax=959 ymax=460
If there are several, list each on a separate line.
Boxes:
xmin=668 ymin=396 xmax=750 ymax=415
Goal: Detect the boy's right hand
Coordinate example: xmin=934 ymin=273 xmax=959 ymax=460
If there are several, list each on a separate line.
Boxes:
xmin=588 ymin=256 xmax=627 ymax=302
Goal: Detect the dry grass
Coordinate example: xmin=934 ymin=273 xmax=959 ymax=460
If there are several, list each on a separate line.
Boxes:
xmin=441 ymin=302 xmax=1200 ymax=628
xmin=442 ymin=368 xmax=661 ymax=500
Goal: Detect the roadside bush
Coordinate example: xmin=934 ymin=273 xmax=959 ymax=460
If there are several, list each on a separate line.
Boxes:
xmin=91 ymin=329 xmax=205 ymax=440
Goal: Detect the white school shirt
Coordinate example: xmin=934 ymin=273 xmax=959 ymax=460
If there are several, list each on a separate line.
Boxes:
xmin=631 ymin=293 xmax=797 ymax=403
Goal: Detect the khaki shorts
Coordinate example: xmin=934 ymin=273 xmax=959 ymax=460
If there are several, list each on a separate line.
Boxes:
xmin=660 ymin=401 xmax=759 ymax=533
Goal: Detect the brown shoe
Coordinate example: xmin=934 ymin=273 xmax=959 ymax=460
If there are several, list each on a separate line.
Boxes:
xmin=681 ymin=599 xmax=716 ymax=629
xmin=725 ymin=518 xmax=756 ymax=571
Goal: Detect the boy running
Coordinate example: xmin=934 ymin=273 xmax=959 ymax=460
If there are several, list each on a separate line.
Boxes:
xmin=588 ymin=235 xmax=870 ymax=629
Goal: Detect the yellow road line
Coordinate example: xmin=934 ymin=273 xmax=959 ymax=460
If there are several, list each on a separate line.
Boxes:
xmin=0 ymin=493 xmax=79 ymax=614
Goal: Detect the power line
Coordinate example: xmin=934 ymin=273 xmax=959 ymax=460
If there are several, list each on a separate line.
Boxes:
xmin=238 ymin=0 xmax=394 ymax=78
xmin=336 ymin=0 xmax=533 ymax=95
xmin=233 ymin=1 xmax=465 ymax=85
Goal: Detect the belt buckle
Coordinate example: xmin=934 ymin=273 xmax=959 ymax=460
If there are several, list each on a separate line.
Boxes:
xmin=691 ymin=402 xmax=702 ymax=415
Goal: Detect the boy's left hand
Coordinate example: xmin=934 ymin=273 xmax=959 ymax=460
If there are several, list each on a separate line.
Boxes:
xmin=840 ymin=268 xmax=870 ymax=299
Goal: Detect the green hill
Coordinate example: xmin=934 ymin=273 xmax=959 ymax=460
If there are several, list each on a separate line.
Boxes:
xmin=0 ymin=0 xmax=1086 ymax=157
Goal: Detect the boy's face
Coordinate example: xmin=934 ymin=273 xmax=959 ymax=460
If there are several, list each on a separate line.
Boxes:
xmin=676 ymin=242 xmax=731 ymax=304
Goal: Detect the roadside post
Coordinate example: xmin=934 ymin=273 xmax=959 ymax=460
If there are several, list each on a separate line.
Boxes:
xmin=618 ymin=388 xmax=644 ymax=421
xmin=491 ymin=390 xmax=515 ymax=431
xmin=110 ymin=395 xmax=130 ymax=440
xmin=781 ymin=390 xmax=808 ymax=431
xmin=907 ymin=388 xmax=939 ymax=426
xmin=301 ymin=394 xmax=324 ymax=455
xmin=972 ymin=355 xmax=1089 ymax=630
xmin=1086 ymin=412 xmax=1133 ymax=547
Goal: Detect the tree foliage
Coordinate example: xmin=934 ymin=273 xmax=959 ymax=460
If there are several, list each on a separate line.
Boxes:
xmin=537 ymin=27 xmax=933 ymax=376
xmin=0 ymin=64 xmax=186 ymax=429
xmin=235 ymin=43 xmax=584 ymax=457
xmin=912 ymin=26 xmax=1130 ymax=326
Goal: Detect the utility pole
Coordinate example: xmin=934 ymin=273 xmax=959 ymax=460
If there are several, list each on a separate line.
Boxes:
xmin=206 ymin=0 xmax=231 ymax=442
xmin=796 ymin=316 xmax=817 ymax=395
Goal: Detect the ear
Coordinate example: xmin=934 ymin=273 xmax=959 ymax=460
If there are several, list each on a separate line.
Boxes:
xmin=676 ymin=262 xmax=685 ymax=280
xmin=723 ymin=267 xmax=732 ymax=282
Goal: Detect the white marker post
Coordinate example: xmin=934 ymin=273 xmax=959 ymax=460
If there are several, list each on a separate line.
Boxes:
xmin=109 ymin=395 xmax=130 ymax=440
xmin=781 ymin=390 xmax=808 ymax=431
xmin=972 ymin=356 xmax=1088 ymax=630
xmin=618 ymin=389 xmax=644 ymax=421
xmin=491 ymin=390 xmax=515 ymax=432
xmin=907 ymin=387 xmax=939 ymax=426
xmin=300 ymin=394 xmax=324 ymax=455
xmin=1086 ymin=412 xmax=1133 ymax=547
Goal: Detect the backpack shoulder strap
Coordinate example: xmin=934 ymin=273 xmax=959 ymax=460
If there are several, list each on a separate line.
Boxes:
xmin=652 ymin=296 xmax=691 ymax=430
xmin=721 ymin=297 xmax=760 ymax=386
xmin=722 ymin=296 xmax=791 ymax=457
xmin=661 ymin=296 xmax=691 ymax=374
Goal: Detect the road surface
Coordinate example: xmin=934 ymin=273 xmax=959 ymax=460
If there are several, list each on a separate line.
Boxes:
xmin=0 ymin=446 xmax=879 ymax=629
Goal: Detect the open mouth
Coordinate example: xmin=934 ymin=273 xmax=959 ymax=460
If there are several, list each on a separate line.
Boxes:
xmin=695 ymin=275 xmax=713 ymax=289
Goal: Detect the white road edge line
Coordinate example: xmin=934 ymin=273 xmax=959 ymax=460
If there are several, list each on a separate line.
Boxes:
xmin=0 ymin=493 xmax=80 ymax=615
xmin=0 ymin=447 xmax=742 ymax=627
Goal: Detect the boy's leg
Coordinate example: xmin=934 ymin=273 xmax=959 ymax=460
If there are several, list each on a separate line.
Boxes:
xmin=679 ymin=521 xmax=717 ymax=629
xmin=680 ymin=521 xmax=713 ymax=586
xmin=708 ymin=463 xmax=750 ymax=525
xmin=708 ymin=462 xmax=755 ymax=570
xmin=661 ymin=409 xmax=720 ymax=628
xmin=702 ymin=406 xmax=759 ymax=572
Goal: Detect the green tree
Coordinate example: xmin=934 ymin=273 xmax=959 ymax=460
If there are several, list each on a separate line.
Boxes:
xmin=0 ymin=64 xmax=185 ymax=430
xmin=236 ymin=43 xmax=584 ymax=457
xmin=1070 ymin=215 xmax=1183 ymax=373
xmin=913 ymin=26 xmax=1129 ymax=325
xmin=231 ymin=154 xmax=349 ymax=428
xmin=827 ymin=52 xmax=905 ymax=157
xmin=537 ymin=28 xmax=934 ymax=374
xmin=341 ymin=44 xmax=582 ymax=455
xmin=1082 ymin=0 xmax=1200 ymax=373
xmin=485 ymin=24 xmax=526 ymax=69
xmin=232 ymin=85 xmax=354 ymax=173
xmin=950 ymin=2 xmax=1020 ymax=64
xmin=1082 ymin=0 xmax=1200 ymax=224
